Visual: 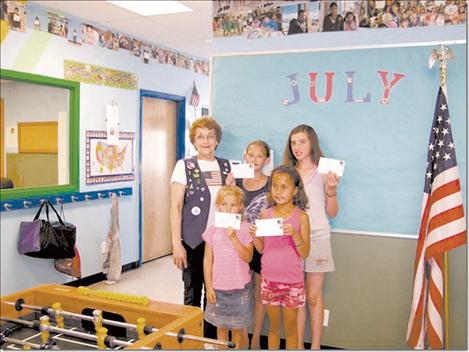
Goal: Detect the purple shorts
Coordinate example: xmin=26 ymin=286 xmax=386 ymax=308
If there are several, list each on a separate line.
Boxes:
xmin=260 ymin=277 xmax=305 ymax=308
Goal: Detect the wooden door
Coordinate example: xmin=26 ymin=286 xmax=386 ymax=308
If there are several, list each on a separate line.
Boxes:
xmin=141 ymin=96 xmax=177 ymax=262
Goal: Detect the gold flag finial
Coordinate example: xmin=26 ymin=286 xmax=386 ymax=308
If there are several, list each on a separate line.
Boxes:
xmin=429 ymin=45 xmax=456 ymax=94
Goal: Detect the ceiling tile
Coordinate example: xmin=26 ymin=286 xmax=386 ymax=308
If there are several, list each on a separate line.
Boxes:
xmin=179 ymin=1 xmax=213 ymax=12
xmin=147 ymin=10 xmax=212 ymax=40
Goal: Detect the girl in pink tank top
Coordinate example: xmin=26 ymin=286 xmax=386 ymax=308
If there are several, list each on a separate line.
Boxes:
xmin=249 ymin=165 xmax=310 ymax=349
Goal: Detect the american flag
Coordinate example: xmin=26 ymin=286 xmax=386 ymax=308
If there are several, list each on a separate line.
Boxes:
xmin=190 ymin=82 xmax=200 ymax=107
xmin=406 ymin=88 xmax=466 ymax=349
xmin=203 ymin=171 xmax=222 ymax=187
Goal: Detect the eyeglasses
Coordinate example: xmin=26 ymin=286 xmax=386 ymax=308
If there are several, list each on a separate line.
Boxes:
xmin=195 ymin=134 xmax=217 ymax=141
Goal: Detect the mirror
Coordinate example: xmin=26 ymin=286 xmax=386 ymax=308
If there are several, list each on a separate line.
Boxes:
xmin=0 ymin=69 xmax=79 ymax=200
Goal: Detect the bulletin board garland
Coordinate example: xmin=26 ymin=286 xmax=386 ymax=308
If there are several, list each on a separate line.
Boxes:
xmin=64 ymin=60 xmax=138 ymax=90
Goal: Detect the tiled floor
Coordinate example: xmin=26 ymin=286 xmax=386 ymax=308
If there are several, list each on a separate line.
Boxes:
xmin=90 ymin=255 xmax=184 ymax=304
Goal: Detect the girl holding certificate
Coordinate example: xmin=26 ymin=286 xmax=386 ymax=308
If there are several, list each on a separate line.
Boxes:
xmin=235 ymin=140 xmax=271 ymax=349
xmin=203 ymin=185 xmax=254 ymax=349
xmin=250 ymin=165 xmax=310 ymax=349
xmin=283 ymin=124 xmax=340 ymax=349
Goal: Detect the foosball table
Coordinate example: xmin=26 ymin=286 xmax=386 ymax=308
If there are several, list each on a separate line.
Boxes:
xmin=0 ymin=284 xmax=234 ymax=350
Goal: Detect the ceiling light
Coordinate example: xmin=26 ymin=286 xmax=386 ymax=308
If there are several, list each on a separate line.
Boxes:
xmin=107 ymin=1 xmax=193 ymax=16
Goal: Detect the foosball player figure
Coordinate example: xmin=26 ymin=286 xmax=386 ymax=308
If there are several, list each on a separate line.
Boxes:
xmin=52 ymin=302 xmax=64 ymax=328
xmin=93 ymin=309 xmax=103 ymax=331
xmin=96 ymin=326 xmax=108 ymax=350
xmin=39 ymin=316 xmax=50 ymax=344
xmin=137 ymin=317 xmax=146 ymax=340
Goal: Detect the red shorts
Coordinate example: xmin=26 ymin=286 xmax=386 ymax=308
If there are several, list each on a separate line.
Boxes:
xmin=260 ymin=277 xmax=305 ymax=308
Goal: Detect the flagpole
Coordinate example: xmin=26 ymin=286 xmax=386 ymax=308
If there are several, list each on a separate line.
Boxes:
xmin=429 ymin=44 xmax=455 ymax=350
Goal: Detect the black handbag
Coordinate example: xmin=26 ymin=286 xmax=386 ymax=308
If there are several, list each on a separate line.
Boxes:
xmin=24 ymin=200 xmax=76 ymax=259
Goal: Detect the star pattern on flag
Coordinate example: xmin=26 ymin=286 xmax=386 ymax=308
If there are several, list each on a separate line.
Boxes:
xmin=424 ymin=93 xmax=457 ymax=193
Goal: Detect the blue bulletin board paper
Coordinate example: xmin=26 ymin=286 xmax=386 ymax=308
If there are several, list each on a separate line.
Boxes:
xmin=212 ymin=43 xmax=467 ymax=237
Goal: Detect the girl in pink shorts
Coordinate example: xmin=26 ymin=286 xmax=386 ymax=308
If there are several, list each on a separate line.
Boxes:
xmin=250 ymin=165 xmax=310 ymax=349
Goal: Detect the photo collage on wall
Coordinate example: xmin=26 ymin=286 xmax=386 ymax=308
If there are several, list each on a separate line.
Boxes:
xmin=3 ymin=1 xmax=209 ymax=75
xmin=1 ymin=0 xmax=26 ymax=33
xmin=212 ymin=0 xmax=467 ymax=39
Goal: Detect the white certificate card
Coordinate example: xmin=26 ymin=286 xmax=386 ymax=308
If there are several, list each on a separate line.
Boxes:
xmin=317 ymin=157 xmax=345 ymax=177
xmin=231 ymin=163 xmax=254 ymax=179
xmin=255 ymin=218 xmax=283 ymax=237
xmin=214 ymin=212 xmax=241 ymax=230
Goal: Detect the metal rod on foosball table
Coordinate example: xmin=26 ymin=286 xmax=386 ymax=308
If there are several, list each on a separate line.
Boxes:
xmin=5 ymin=300 xmax=236 ymax=348
xmin=0 ymin=317 xmax=133 ymax=348
xmin=4 ymin=301 xmax=137 ymax=330
xmin=1 ymin=337 xmax=44 ymax=349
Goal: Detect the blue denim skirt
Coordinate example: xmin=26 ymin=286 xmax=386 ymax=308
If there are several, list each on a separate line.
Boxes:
xmin=204 ymin=281 xmax=253 ymax=329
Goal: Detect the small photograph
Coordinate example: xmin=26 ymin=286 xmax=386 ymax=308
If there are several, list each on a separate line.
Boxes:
xmin=165 ymin=50 xmax=177 ymax=65
xmin=26 ymin=3 xmax=48 ymax=32
xmin=98 ymin=29 xmax=109 ymax=47
xmin=283 ymin=1 xmax=321 ymax=35
xmin=152 ymin=47 xmax=166 ymax=64
xmin=245 ymin=3 xmax=284 ymax=39
xmin=322 ymin=1 xmax=344 ymax=31
xmin=341 ymin=1 xmax=360 ymax=31
xmin=5 ymin=1 xmax=26 ymax=32
xmin=201 ymin=61 xmax=210 ymax=75
xmin=359 ymin=0 xmax=405 ymax=29
xmin=48 ymin=12 xmax=69 ymax=37
xmin=213 ymin=0 xmax=249 ymax=37
xmin=32 ymin=16 xmax=41 ymax=31
xmin=67 ymin=17 xmax=82 ymax=45
xmin=176 ymin=53 xmax=191 ymax=70
xmin=142 ymin=43 xmax=151 ymax=64
xmin=192 ymin=60 xmax=204 ymax=74
xmin=131 ymin=38 xmax=141 ymax=57
xmin=118 ymin=34 xmax=131 ymax=50
xmin=82 ymin=23 xmax=100 ymax=46
xmin=109 ymin=32 xmax=119 ymax=50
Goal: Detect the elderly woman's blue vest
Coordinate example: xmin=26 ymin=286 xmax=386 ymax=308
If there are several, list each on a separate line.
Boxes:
xmin=181 ymin=157 xmax=231 ymax=249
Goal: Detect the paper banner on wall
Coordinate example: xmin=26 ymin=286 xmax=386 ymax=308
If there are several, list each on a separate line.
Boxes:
xmin=86 ymin=130 xmax=135 ymax=185
xmin=106 ymin=103 xmax=120 ymax=145
xmin=64 ymin=60 xmax=138 ymax=90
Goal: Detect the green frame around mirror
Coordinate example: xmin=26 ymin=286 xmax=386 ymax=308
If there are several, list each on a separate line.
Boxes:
xmin=0 ymin=69 xmax=79 ymax=200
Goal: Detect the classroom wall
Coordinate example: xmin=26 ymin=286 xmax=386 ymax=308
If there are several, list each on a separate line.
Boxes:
xmin=323 ymin=234 xmax=467 ymax=349
xmin=0 ymin=21 xmax=209 ymax=295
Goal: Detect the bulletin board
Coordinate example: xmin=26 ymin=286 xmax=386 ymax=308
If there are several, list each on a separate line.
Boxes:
xmin=18 ymin=121 xmax=58 ymax=153
xmin=211 ymin=43 xmax=467 ymax=237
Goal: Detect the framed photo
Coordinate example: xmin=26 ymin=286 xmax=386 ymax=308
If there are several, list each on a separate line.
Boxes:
xmin=85 ymin=130 xmax=135 ymax=184
xmin=201 ymin=106 xmax=209 ymax=116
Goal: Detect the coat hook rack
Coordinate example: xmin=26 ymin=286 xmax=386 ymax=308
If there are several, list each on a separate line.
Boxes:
xmin=0 ymin=187 xmax=132 ymax=212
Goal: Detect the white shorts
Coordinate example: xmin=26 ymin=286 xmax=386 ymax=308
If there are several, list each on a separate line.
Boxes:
xmin=304 ymin=230 xmax=335 ymax=273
